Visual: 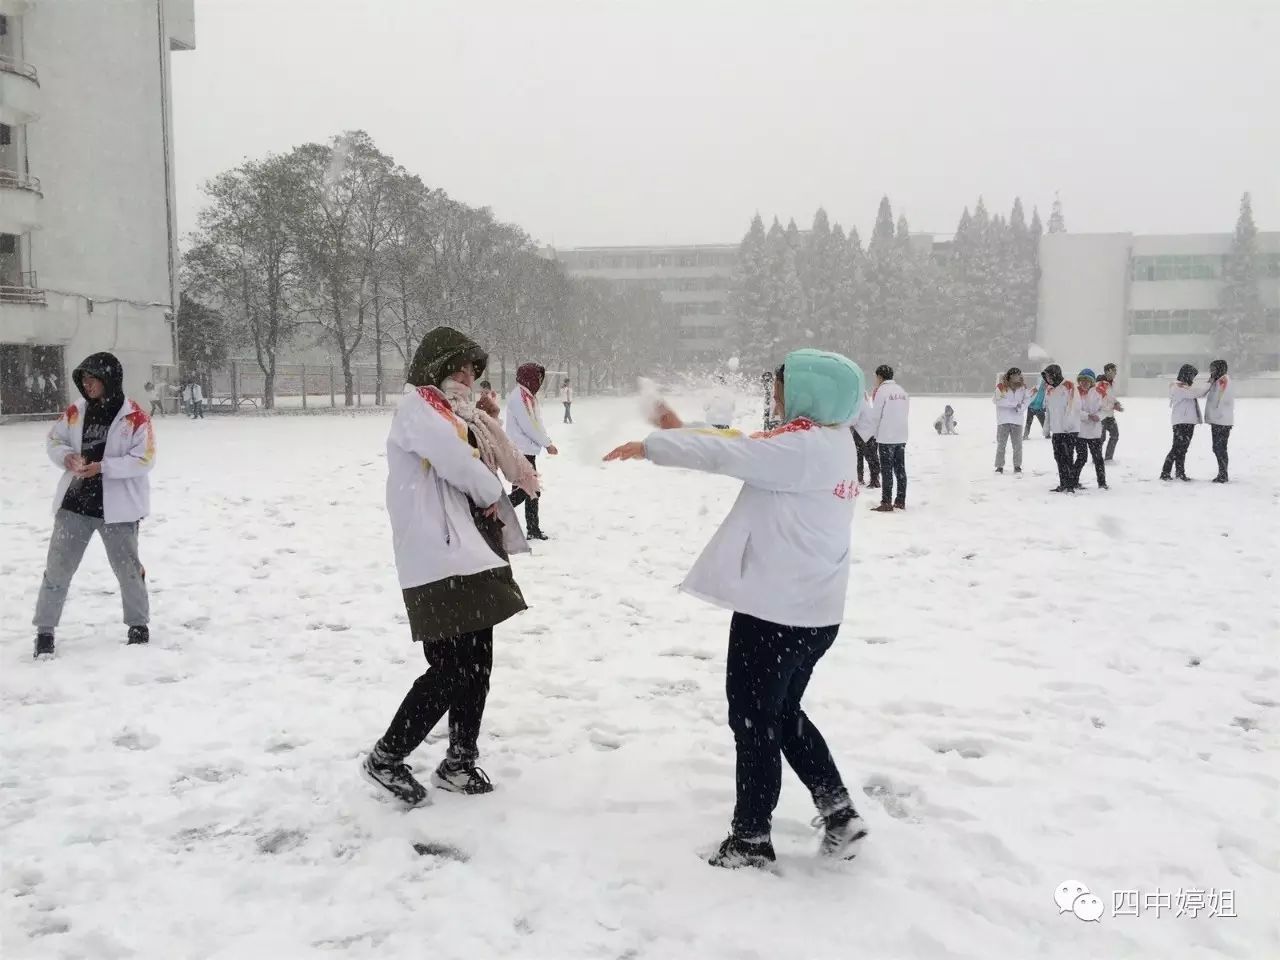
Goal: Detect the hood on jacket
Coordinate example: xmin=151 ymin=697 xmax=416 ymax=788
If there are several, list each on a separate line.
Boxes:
xmin=73 ymin=352 xmax=126 ymax=412
xmin=1209 ymin=359 xmax=1228 ymax=381
xmin=780 ymin=348 xmax=864 ymax=425
xmin=516 ymin=363 xmax=545 ymax=394
xmin=1176 ymin=363 xmax=1198 ymax=386
xmin=408 ymin=326 xmax=487 ymax=388
xmin=1042 ymin=364 xmax=1064 ymax=387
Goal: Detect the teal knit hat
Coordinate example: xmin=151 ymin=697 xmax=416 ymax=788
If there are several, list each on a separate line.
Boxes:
xmin=781 ymin=349 xmax=865 ymax=425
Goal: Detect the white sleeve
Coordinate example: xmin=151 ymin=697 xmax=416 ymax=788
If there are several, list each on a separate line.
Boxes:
xmin=46 ymin=409 xmax=76 ymax=468
xmin=993 ymin=389 xmax=1021 ymax=410
xmin=871 ymin=391 xmax=886 ymax=436
xmin=510 ymin=390 xmax=553 ymax=450
xmin=644 ymin=426 xmax=816 ymax=493
xmin=389 ymin=399 xmax=504 ymax=507
xmin=101 ymin=413 xmax=157 ymax=480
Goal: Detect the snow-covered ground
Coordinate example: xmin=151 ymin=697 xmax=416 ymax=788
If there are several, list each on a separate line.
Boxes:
xmin=2 ymin=393 xmax=1277 ymax=960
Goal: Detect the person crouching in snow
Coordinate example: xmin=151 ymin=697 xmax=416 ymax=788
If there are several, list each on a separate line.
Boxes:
xmin=934 ymin=404 xmax=958 ymax=435
xmin=604 ymin=349 xmax=869 ymax=870
xmin=506 ymin=363 xmax=558 ymax=540
xmin=993 ymin=367 xmax=1028 ymax=474
xmin=363 ymin=327 xmax=539 ymax=806
xmin=1043 ymin=364 xmax=1080 ymax=493
xmin=1203 ymin=359 xmax=1234 ymax=483
xmin=33 ymin=352 xmax=156 ymax=657
xmin=1073 ymin=369 xmax=1108 ymax=489
xmin=1161 ymin=363 xmax=1209 ymax=481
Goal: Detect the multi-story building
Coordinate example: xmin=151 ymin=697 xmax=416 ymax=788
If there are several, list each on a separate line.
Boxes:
xmin=1038 ymin=232 xmax=1280 ymax=396
xmin=553 ymin=244 xmax=738 ymax=363
xmin=0 ymin=0 xmax=194 ymax=417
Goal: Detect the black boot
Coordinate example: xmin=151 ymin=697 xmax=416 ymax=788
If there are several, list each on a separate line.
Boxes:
xmin=362 ymin=743 xmax=430 ymax=807
xmin=814 ymin=805 xmax=869 ymax=859
xmin=432 ymin=760 xmax=495 ymax=795
xmin=127 ymin=625 xmax=150 ymax=645
xmin=34 ymin=632 xmax=55 ymax=659
xmin=708 ymin=834 xmax=776 ymax=870
xmin=1212 ymin=475 xmax=1228 ymax=484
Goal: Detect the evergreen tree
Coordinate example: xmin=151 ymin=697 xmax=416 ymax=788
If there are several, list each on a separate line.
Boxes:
xmin=729 ymin=214 xmax=771 ymax=371
xmin=1217 ymin=192 xmax=1266 ymax=373
xmin=865 ymin=198 xmax=915 ymax=371
xmin=802 ymin=208 xmax=843 ymax=348
xmin=834 ymin=225 xmax=869 ymax=362
xmin=1030 ymin=207 xmax=1044 ymax=238
xmin=764 ymin=218 xmax=805 ymax=362
xmin=871 ymin=196 xmax=896 ymax=250
xmin=1048 ymin=193 xmax=1066 ymax=233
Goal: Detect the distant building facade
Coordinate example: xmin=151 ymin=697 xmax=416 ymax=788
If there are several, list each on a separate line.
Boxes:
xmin=553 ymin=244 xmax=738 ymax=363
xmin=0 ymin=0 xmax=194 ymax=416
xmin=1038 ymin=232 xmax=1280 ymax=396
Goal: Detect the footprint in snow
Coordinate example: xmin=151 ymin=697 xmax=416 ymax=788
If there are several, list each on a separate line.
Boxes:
xmin=257 ymin=828 xmax=307 ymax=854
xmin=930 ymin=739 xmax=987 ymax=760
xmin=113 ymin=729 xmax=160 ymax=751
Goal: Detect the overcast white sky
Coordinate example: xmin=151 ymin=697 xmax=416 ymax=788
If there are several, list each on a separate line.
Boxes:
xmin=172 ymin=0 xmax=1278 ymax=248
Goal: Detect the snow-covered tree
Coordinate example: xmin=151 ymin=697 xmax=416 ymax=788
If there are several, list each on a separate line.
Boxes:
xmin=1048 ymin=193 xmax=1066 ymax=234
xmin=729 ymin=214 xmax=772 ymax=370
xmin=1217 ymin=192 xmax=1267 ymax=373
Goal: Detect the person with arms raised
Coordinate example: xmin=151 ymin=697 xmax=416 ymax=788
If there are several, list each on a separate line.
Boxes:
xmin=604 ymin=350 xmax=870 ymax=870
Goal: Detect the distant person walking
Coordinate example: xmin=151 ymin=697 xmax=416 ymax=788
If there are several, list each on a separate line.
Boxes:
xmin=1203 ymin=359 xmax=1234 ymax=483
xmin=869 ymin=364 xmax=909 ymax=512
xmin=145 ymin=380 xmax=165 ymax=417
xmin=506 ymin=363 xmax=558 ymax=540
xmin=1098 ymin=363 xmax=1124 ymax=460
xmin=1161 ymin=364 xmax=1209 ymax=481
xmin=560 ymin=378 xmax=574 ymax=424
xmin=993 ymin=367 xmax=1028 ymax=474
xmin=1024 ymin=374 xmax=1049 ymax=439
xmin=33 ymin=353 xmax=156 ymax=657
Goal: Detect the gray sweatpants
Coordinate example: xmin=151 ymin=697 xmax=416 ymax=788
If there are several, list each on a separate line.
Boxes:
xmin=995 ymin=422 xmax=1023 ymax=470
xmin=33 ymin=509 xmax=149 ymax=630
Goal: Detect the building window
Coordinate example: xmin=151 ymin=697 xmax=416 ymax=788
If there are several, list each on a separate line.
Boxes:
xmin=0 ymin=124 xmax=10 ymax=147
xmin=1129 ymin=308 xmax=1220 ymax=335
xmin=1131 ymin=255 xmax=1224 ymax=282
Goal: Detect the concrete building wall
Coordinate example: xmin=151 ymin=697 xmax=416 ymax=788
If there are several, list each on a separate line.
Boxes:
xmin=0 ymin=0 xmax=191 ymax=415
xmin=1035 ymin=233 xmax=1133 ymax=386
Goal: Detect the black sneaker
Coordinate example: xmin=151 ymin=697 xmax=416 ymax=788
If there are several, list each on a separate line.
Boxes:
xmin=1212 ymin=475 xmax=1228 ymax=484
xmin=1159 ymin=474 xmax=1172 ymax=481
xmin=127 ymin=625 xmax=150 ymax=645
xmin=34 ymin=632 xmax=55 ymax=659
xmin=362 ymin=746 xmax=430 ymax=807
xmin=813 ymin=806 xmax=869 ymax=859
xmin=1097 ymin=483 xmax=1110 ymax=490
xmin=708 ymin=834 xmax=776 ymax=870
xmin=995 ymin=467 xmax=1004 ymax=474
xmin=526 ymin=530 xmax=550 ymax=541
xmin=1014 ymin=467 xmax=1023 ymax=475
xmin=1177 ymin=474 xmax=1191 ymax=482
xmin=432 ymin=761 xmax=495 ymax=795
xmin=1050 ymin=486 xmax=1065 ymax=493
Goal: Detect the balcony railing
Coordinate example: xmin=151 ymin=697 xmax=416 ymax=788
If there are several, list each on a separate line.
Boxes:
xmin=0 ymin=55 xmax=39 ymax=84
xmin=0 ymin=168 xmax=41 ymax=194
xmin=0 ymin=270 xmax=45 ymax=305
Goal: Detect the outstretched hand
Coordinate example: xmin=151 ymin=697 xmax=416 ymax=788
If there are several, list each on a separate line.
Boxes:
xmin=650 ymin=402 xmax=683 ymax=430
xmin=603 ymin=441 xmax=646 ymax=462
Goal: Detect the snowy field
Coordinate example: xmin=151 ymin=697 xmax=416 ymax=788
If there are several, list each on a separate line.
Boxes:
xmin=2 ymin=393 xmax=1278 ymax=960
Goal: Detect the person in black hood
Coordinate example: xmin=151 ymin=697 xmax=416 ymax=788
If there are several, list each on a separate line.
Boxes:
xmin=34 ymin=352 xmax=156 ymax=657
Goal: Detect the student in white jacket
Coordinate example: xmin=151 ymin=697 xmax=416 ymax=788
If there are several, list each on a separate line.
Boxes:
xmin=604 ymin=349 xmax=869 ymax=870
xmin=1203 ymin=359 xmax=1235 ymax=483
xmin=559 ymin=378 xmax=574 ymax=424
xmin=849 ymin=390 xmax=880 ymax=487
xmin=1161 ymin=363 xmax=1210 ymax=481
xmin=1042 ymin=364 xmax=1081 ymax=493
xmin=364 ymin=327 xmax=537 ymax=807
xmin=868 ymin=363 xmax=910 ymax=511
xmin=33 ymin=352 xmax=156 ymax=657
xmin=1099 ymin=362 xmax=1124 ymax=461
xmin=1072 ymin=369 xmax=1108 ymax=489
xmin=992 ymin=367 xmax=1028 ymax=474
xmin=505 ymin=363 xmax=558 ymax=539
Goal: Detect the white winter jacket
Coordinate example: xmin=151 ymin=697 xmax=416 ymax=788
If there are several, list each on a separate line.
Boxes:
xmin=870 ymin=380 xmax=910 ymax=444
xmin=506 ymin=385 xmax=553 ymax=457
xmin=47 ymin=398 xmax=156 ymax=523
xmin=1077 ymin=387 xmax=1105 ymax=440
xmin=560 ymin=385 xmax=573 ymax=404
xmin=386 ymin=385 xmax=508 ymax=590
xmin=1203 ymin=376 xmax=1235 ymax=426
xmin=644 ymin=420 xmax=859 ymax=628
xmin=1169 ymin=381 xmax=1209 ymax=425
xmin=851 ymin=391 xmax=877 ymax=440
xmin=992 ymin=385 xmax=1028 ymax=426
xmin=1045 ymin=383 xmax=1081 ymax=435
